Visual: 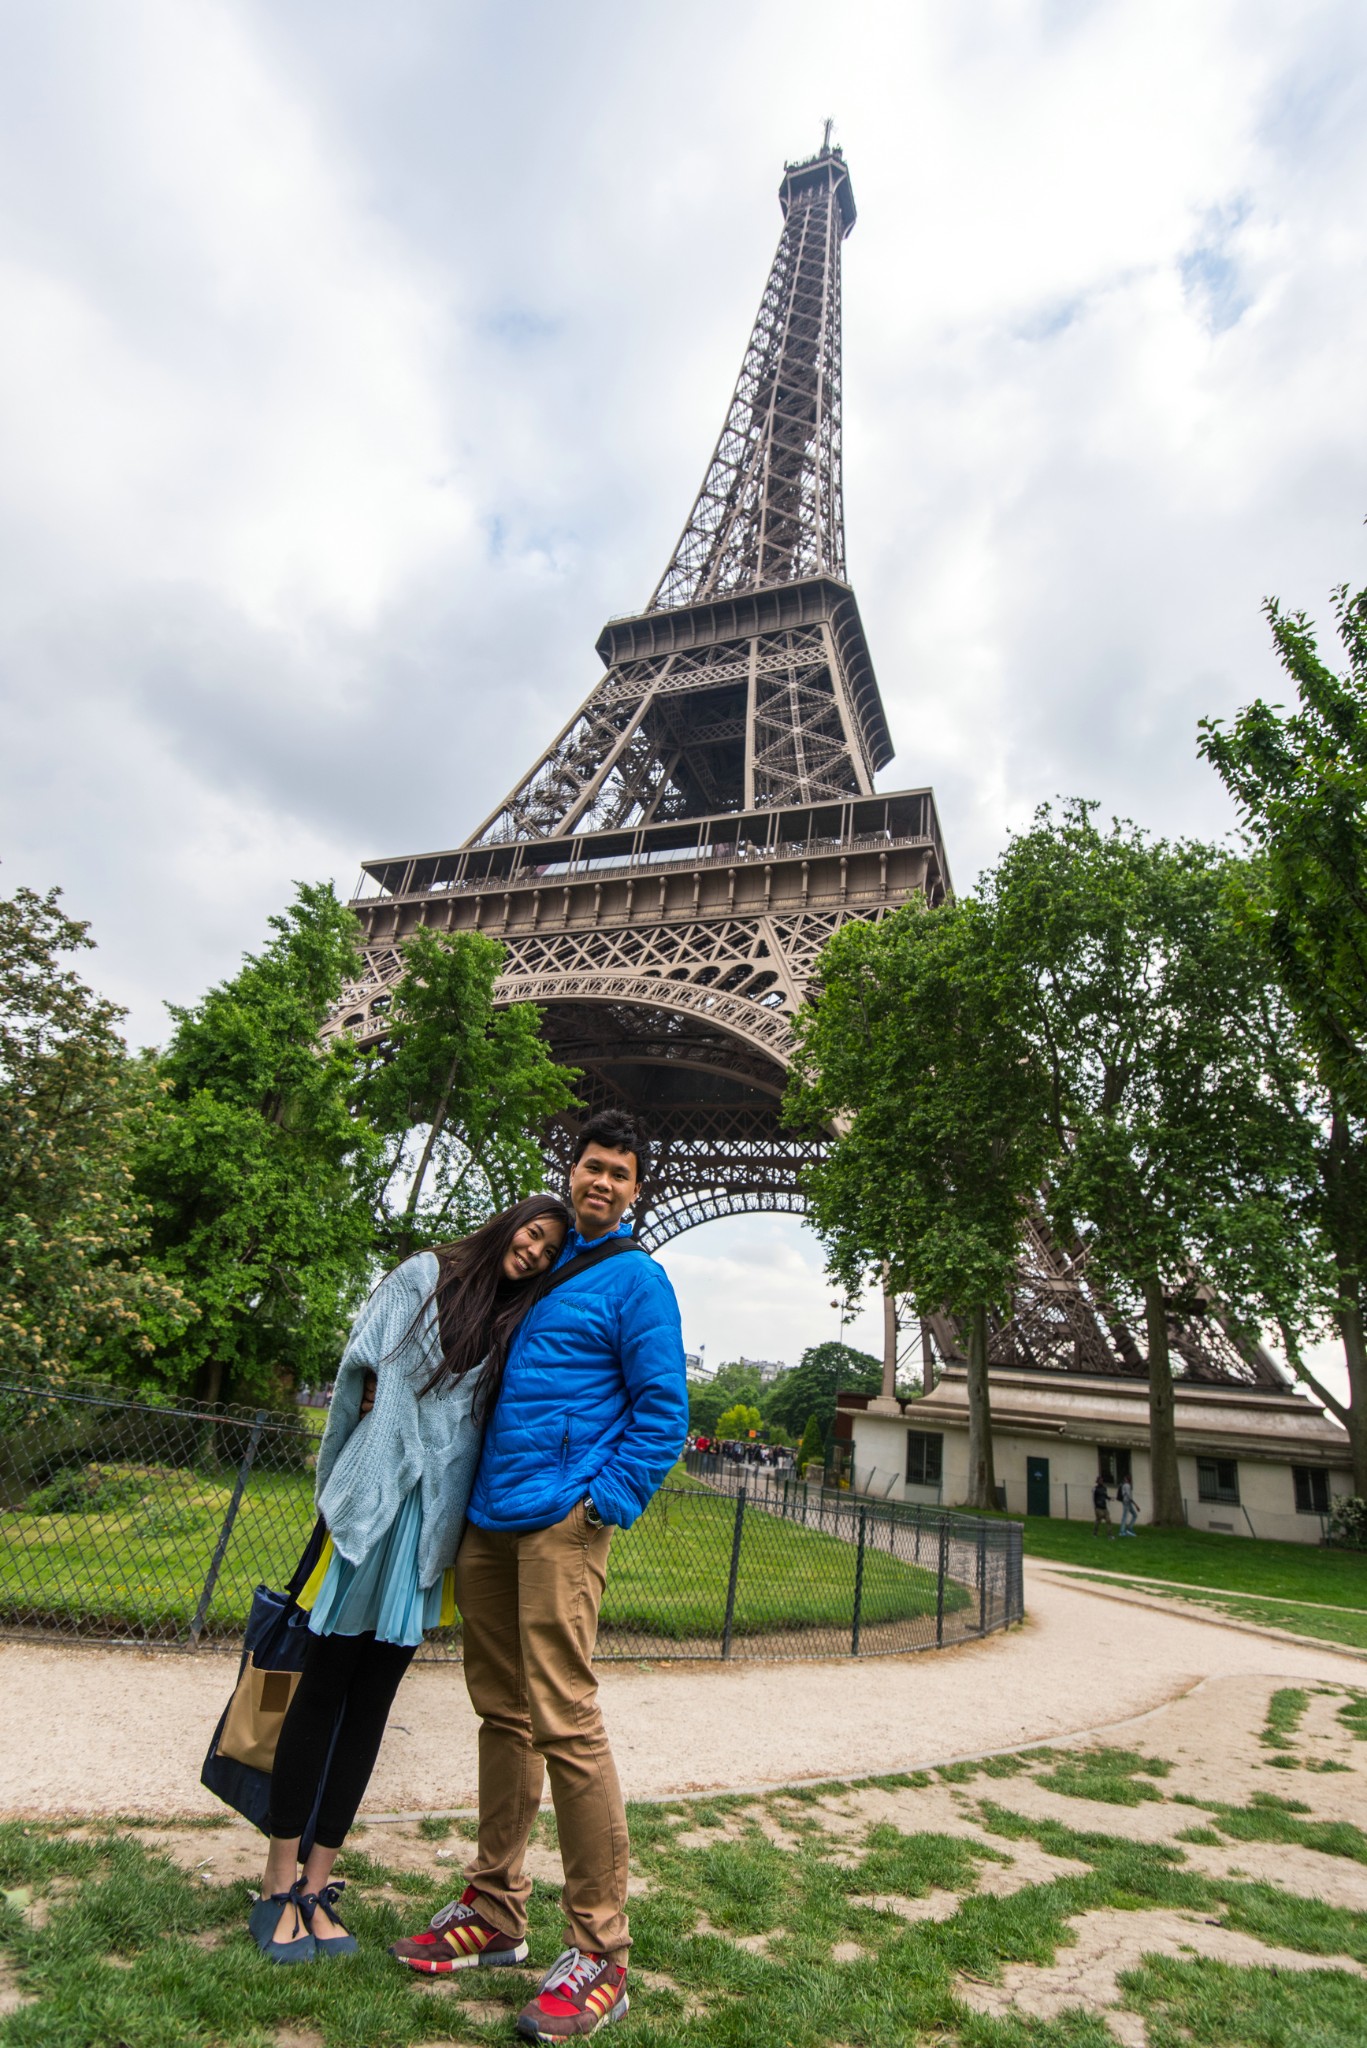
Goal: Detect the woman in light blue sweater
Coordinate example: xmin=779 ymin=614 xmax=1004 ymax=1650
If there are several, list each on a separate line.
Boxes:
xmin=250 ymin=1192 xmax=570 ymax=1964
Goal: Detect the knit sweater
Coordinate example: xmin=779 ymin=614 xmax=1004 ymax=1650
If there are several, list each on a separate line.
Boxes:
xmin=313 ymin=1253 xmax=484 ymax=1591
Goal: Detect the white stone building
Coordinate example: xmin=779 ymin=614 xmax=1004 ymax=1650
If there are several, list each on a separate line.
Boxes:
xmin=835 ymin=1365 xmax=1354 ymax=1544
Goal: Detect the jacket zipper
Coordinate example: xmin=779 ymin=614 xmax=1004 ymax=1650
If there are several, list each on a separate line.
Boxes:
xmin=560 ymin=1421 xmax=571 ymax=1466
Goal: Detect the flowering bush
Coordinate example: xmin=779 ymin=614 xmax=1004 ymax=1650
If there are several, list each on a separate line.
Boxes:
xmin=1328 ymin=1495 xmax=1367 ymax=1550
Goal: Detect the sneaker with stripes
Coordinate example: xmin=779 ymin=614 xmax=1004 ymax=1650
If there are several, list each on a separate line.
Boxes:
xmin=389 ymin=1887 xmax=529 ymax=1973
xmin=516 ymin=1947 xmax=629 ymax=2040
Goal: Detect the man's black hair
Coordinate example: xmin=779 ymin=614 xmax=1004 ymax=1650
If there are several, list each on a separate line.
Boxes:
xmin=571 ymin=1111 xmax=651 ymax=1185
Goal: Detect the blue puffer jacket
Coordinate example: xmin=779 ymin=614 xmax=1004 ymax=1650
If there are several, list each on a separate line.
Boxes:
xmin=467 ymin=1231 xmax=687 ymax=1533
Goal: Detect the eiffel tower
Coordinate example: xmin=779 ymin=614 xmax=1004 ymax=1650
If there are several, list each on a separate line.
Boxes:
xmin=332 ymin=139 xmax=950 ymax=1250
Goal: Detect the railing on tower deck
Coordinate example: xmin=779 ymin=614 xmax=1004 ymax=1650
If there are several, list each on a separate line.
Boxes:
xmin=351 ymin=822 xmax=946 ymax=906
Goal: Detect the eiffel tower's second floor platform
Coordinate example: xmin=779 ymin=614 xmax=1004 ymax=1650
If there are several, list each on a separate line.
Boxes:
xmin=351 ymin=785 xmax=950 ymax=949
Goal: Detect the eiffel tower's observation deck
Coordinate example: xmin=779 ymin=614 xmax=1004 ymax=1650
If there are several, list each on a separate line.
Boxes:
xmin=335 ymin=142 xmax=951 ymax=1246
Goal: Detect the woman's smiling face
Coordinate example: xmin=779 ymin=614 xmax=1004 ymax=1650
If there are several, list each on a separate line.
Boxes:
xmin=501 ymin=1213 xmax=566 ymax=1283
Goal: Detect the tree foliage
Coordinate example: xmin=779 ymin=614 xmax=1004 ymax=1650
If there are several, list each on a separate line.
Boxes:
xmin=352 ymin=928 xmax=579 ymax=1263
xmin=714 ymin=1402 xmax=761 ymax=1440
xmin=0 ymin=884 xmax=190 ymax=1376
xmin=130 ymin=883 xmax=380 ymax=1404
xmin=1200 ymin=576 xmax=1367 ymax=1489
xmin=796 ymin=1412 xmax=825 ymax=1476
xmin=762 ymin=1341 xmax=881 ymax=1443
xmin=688 ymin=1360 xmax=763 ymax=1436
xmin=786 ymin=899 xmax=1053 ymax=1507
xmin=986 ymin=803 xmax=1316 ymax=1523
xmin=1199 ymin=581 xmax=1367 ymax=1117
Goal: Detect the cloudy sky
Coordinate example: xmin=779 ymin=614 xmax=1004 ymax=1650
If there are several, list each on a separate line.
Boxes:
xmin=3 ymin=0 xmax=1366 ymax=1382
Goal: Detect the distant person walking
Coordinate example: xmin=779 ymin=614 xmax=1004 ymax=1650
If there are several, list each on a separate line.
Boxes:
xmin=1118 ymin=1476 xmax=1140 ymax=1537
xmin=1091 ymin=1475 xmax=1113 ymax=1538
xmin=248 ymin=1194 xmax=570 ymax=1964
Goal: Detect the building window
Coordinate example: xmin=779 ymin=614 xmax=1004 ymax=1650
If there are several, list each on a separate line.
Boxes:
xmin=1098 ymin=1446 xmax=1132 ymax=1487
xmin=1196 ymin=1457 xmax=1240 ymax=1505
xmin=1293 ymin=1466 xmax=1330 ymax=1515
xmin=906 ymin=1431 xmax=943 ymax=1486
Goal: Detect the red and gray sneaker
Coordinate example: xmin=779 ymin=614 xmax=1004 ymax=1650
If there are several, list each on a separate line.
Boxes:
xmin=389 ymin=1886 xmax=529 ymax=1973
xmin=516 ymin=1947 xmax=629 ymax=2040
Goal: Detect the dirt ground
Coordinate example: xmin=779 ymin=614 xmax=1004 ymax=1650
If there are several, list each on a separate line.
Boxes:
xmin=6 ymin=1568 xmax=1367 ymax=2045
xmin=1 ymin=1563 xmax=1363 ymax=1821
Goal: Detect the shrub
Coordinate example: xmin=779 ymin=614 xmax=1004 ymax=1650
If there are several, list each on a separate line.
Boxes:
xmin=1328 ymin=1496 xmax=1367 ymax=1550
xmin=27 ymin=1463 xmax=161 ymax=1516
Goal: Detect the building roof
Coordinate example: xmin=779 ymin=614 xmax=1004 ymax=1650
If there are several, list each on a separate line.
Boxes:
xmin=838 ymin=1364 xmax=1352 ymax=1468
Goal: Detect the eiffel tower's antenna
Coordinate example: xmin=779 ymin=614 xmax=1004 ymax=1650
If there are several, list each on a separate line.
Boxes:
xmin=648 ymin=142 xmax=855 ymax=612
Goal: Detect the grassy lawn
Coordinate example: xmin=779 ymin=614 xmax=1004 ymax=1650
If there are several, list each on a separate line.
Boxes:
xmin=1015 ymin=1510 xmax=1367 ymax=1606
xmin=600 ymin=1486 xmax=967 ymax=1641
xmin=0 ymin=1467 xmax=964 ymax=1647
xmin=6 ymin=1685 xmax=1367 ymax=2047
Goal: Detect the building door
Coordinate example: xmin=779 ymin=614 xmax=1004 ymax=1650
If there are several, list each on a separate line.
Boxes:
xmin=1026 ymin=1457 xmax=1051 ymax=1517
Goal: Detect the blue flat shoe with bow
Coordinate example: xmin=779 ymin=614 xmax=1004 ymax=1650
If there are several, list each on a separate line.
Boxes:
xmin=298 ymin=1880 xmax=358 ymax=1957
xmin=248 ymin=1884 xmax=317 ymax=1964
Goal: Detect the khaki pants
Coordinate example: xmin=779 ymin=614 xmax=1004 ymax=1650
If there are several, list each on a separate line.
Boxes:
xmin=454 ymin=1504 xmax=630 ymax=1960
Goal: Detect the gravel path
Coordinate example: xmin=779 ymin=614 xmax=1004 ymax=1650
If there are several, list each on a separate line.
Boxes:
xmin=2 ymin=1563 xmax=1363 ymax=1820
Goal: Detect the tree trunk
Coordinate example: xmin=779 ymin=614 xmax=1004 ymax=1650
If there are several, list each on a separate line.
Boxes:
xmin=881 ymin=1276 xmax=898 ymax=1401
xmin=1142 ymin=1273 xmax=1185 ymax=1526
xmin=919 ymin=1318 xmax=936 ymax=1396
xmin=1324 ymin=1104 xmax=1367 ymax=1497
xmin=964 ymin=1305 xmax=996 ymax=1510
xmin=398 ymin=1053 xmax=460 ymax=1259
xmin=1334 ymin=1297 xmax=1367 ymax=1498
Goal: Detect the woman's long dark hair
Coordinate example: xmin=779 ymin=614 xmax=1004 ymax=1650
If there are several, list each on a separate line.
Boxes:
xmin=396 ymin=1193 xmax=572 ymax=1414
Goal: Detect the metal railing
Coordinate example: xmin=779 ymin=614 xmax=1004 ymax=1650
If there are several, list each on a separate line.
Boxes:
xmin=0 ymin=1380 xmax=1023 ymax=1660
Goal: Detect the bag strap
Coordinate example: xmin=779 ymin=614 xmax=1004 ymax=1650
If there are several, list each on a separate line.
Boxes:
xmin=536 ymin=1235 xmax=647 ymax=1301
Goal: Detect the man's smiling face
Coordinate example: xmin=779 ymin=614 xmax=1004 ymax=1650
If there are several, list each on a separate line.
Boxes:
xmin=568 ymin=1141 xmax=640 ymax=1238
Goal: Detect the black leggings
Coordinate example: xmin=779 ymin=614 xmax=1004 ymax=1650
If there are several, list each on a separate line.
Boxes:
xmin=267 ymin=1630 xmax=415 ymax=1849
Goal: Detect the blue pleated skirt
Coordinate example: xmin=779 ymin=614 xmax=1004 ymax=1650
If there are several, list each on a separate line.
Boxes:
xmin=307 ymin=1483 xmax=443 ymax=1648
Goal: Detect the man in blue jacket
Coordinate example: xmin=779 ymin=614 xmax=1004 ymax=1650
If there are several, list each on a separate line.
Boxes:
xmin=391 ymin=1111 xmax=687 ymax=2040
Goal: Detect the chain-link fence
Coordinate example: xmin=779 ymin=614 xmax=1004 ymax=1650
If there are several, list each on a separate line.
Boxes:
xmin=0 ymin=1379 xmax=1023 ymax=1660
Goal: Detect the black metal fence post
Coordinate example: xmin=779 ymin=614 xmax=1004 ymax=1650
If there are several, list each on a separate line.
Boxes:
xmin=851 ymin=1508 xmax=866 ymax=1656
xmin=977 ymin=1525 xmax=988 ymax=1634
xmin=935 ymin=1518 xmax=948 ymax=1647
xmin=189 ymin=1410 xmax=265 ymax=1646
xmin=720 ymin=1484 xmax=746 ymax=1660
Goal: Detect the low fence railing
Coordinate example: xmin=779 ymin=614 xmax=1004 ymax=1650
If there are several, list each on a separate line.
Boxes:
xmin=0 ymin=1380 xmax=1023 ymax=1660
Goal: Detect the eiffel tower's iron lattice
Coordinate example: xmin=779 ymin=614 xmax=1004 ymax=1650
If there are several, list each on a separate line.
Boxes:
xmin=331 ymin=139 xmax=945 ymax=1254
xmin=329 ymin=141 xmax=1267 ymax=1388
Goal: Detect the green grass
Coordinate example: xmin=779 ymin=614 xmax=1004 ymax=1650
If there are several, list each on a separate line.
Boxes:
xmin=9 ymin=1755 xmax=1367 ymax=2048
xmin=1017 ymin=1512 xmax=1367 ymax=1606
xmin=599 ymin=1486 xmax=969 ymax=1641
xmin=1034 ymin=1747 xmax=1172 ymax=1807
xmin=0 ymin=1464 xmax=967 ymax=1647
xmin=1261 ymin=1686 xmax=1310 ymax=1750
xmin=1178 ymin=1791 xmax=1367 ymax=1864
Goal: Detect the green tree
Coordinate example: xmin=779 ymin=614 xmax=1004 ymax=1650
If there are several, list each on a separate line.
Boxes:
xmin=1199 ymin=577 xmax=1367 ymax=1490
xmin=132 ymin=884 xmax=380 ymax=1404
xmin=786 ymin=899 xmax=1053 ymax=1508
xmin=714 ymin=1402 xmax=761 ymax=1439
xmin=762 ymin=1340 xmax=881 ymax=1445
xmin=353 ymin=929 xmax=578 ymax=1262
xmin=688 ymin=1360 xmax=764 ymax=1436
xmin=0 ymin=883 xmax=190 ymax=1376
xmin=1199 ymin=581 xmax=1367 ymax=1116
xmin=796 ymin=1412 xmax=825 ymax=1477
xmin=987 ymin=804 xmax=1315 ymax=1525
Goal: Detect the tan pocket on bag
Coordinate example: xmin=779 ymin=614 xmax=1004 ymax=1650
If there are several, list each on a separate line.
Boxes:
xmin=216 ymin=1657 xmax=302 ymax=1772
